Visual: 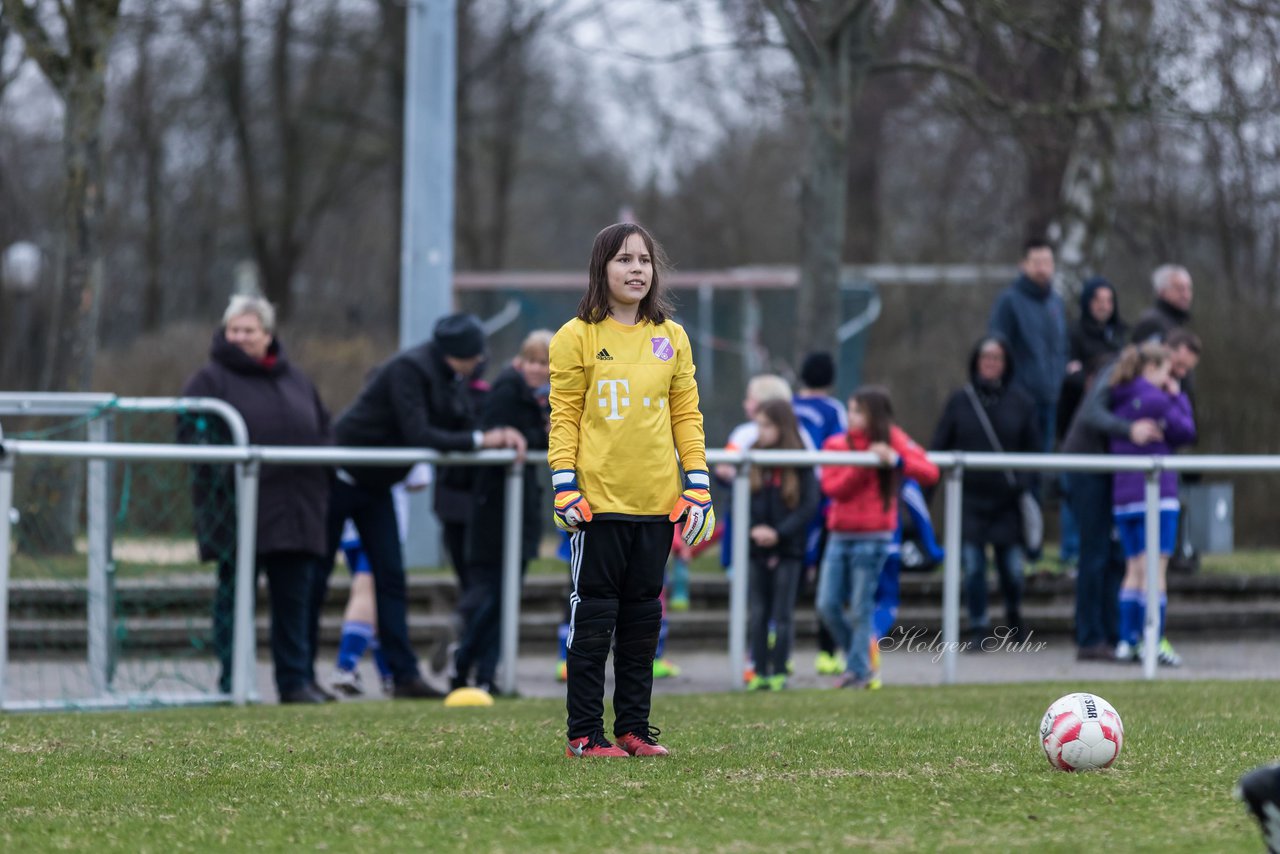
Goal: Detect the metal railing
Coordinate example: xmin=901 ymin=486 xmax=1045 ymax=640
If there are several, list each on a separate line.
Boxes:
xmin=711 ymin=448 xmax=1280 ymax=688
xmin=0 ymin=435 xmax=522 ymax=708
xmin=2 ymin=424 xmax=1273 ymax=705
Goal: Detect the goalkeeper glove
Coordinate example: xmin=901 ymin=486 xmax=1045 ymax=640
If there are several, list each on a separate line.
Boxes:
xmin=669 ymin=470 xmax=715 ymax=546
xmin=552 ymin=470 xmax=593 ymax=532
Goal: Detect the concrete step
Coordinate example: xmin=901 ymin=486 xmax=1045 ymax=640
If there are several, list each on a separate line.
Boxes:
xmin=9 ymin=599 xmax=1279 ymax=653
xmin=10 ymin=570 xmax=1280 ymax=617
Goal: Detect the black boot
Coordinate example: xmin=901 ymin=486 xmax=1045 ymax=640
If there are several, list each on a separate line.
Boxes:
xmin=392 ymin=675 xmax=447 ymax=700
xmin=280 ymin=684 xmax=330 ymax=704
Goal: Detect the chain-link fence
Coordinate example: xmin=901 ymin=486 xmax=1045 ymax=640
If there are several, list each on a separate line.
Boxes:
xmin=0 ymin=395 xmax=251 ymax=710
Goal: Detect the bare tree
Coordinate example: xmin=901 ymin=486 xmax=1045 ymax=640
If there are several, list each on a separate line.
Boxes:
xmin=882 ymin=1 xmax=1161 ymax=286
xmin=0 ymin=7 xmax=27 ymax=99
xmin=197 ymin=0 xmax=386 ymax=321
xmin=752 ymin=0 xmax=907 ymax=362
xmin=124 ymin=0 xmax=166 ymax=332
xmin=3 ymin=0 xmax=122 ymax=392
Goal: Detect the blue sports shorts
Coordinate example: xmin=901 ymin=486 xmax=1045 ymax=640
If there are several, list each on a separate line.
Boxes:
xmin=1114 ymin=508 xmax=1179 ymax=558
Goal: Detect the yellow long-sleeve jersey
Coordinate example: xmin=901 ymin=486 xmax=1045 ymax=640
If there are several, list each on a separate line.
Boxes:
xmin=548 ymin=315 xmax=707 ymax=519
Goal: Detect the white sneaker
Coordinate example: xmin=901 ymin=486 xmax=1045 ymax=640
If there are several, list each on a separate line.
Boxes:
xmin=330 ymin=667 xmax=364 ymax=697
xmin=1114 ymin=641 xmax=1138 ymax=662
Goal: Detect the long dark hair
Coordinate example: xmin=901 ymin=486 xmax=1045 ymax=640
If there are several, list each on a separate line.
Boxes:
xmin=749 ymin=399 xmax=806 ymax=508
xmin=576 ymin=222 xmax=674 ymax=324
xmin=852 ymin=385 xmax=898 ymax=511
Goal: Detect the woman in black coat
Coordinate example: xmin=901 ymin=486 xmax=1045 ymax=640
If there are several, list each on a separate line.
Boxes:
xmin=1059 ymin=275 xmax=1128 ymax=441
xmin=181 ymin=295 xmax=332 ymax=703
xmin=931 ymin=335 xmax=1040 ymax=646
xmin=452 ymin=331 xmax=553 ymax=693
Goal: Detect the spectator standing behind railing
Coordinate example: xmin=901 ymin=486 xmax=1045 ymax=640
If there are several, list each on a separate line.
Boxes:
xmin=1057 ymin=276 xmax=1129 ymax=572
xmin=1060 ymin=328 xmax=1201 ymax=662
xmin=818 ymin=386 xmax=938 ymax=691
xmin=1129 ymin=264 xmax=1197 ymax=415
xmin=1130 ymin=264 xmax=1200 ymax=575
xmin=1107 ymin=342 xmax=1197 ymax=666
xmin=435 ymin=364 xmax=492 ymax=601
xmin=451 ymin=330 xmax=552 ymax=695
xmin=930 ymin=335 xmax=1040 ymax=649
xmin=1131 ymin=264 xmax=1193 ymax=345
xmin=1067 ymin=277 xmax=1129 ymax=375
xmin=745 ymin=400 xmax=819 ymax=692
xmin=792 ymin=352 xmax=850 ymax=677
xmin=311 ymin=313 xmax=526 ymax=700
xmin=713 ymin=373 xmax=821 ymax=683
xmin=988 ymin=238 xmax=1068 ymax=457
xmin=714 ymin=373 xmax=799 ymax=485
xmin=180 ymin=295 xmax=333 ymax=704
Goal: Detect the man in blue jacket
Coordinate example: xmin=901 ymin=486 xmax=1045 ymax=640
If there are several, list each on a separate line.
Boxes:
xmin=988 ymin=238 xmax=1068 ymax=455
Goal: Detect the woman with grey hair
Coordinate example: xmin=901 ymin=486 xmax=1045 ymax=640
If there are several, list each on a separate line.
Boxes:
xmin=181 ymin=294 xmax=334 ymax=703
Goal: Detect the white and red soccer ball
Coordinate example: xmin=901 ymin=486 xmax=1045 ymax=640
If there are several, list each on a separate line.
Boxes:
xmin=1040 ymin=692 xmax=1124 ymax=772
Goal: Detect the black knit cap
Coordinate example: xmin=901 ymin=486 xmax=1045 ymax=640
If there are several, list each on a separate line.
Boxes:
xmin=433 ymin=313 xmax=485 ymax=358
xmin=799 ymin=351 xmax=836 ymax=389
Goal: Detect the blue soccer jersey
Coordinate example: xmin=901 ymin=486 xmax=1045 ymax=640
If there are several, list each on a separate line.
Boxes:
xmin=792 ymin=394 xmax=847 ymax=450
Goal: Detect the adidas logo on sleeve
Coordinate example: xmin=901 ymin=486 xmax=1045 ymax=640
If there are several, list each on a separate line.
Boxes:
xmin=596 ymin=348 xmax=613 ymax=361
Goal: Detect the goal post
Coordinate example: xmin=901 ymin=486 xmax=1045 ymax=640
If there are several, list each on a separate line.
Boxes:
xmin=0 ymin=394 xmax=257 ymax=711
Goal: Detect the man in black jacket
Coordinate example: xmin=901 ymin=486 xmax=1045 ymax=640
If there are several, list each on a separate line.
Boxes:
xmin=1131 ymin=264 xmax=1192 ymax=345
xmin=312 ymin=313 xmax=526 ymax=699
xmin=452 ymin=330 xmax=552 ymax=694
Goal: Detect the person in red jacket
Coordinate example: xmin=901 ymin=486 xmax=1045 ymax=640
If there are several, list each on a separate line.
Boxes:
xmin=817 ymin=386 xmax=939 ymax=689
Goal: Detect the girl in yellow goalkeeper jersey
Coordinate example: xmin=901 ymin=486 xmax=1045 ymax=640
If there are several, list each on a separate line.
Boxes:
xmin=549 ymin=222 xmax=714 ymax=758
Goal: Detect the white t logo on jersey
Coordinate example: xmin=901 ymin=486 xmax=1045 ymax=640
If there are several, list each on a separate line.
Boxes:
xmin=597 ymin=378 xmax=630 ymax=421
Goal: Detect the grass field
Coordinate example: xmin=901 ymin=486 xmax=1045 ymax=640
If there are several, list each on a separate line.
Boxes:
xmin=1 ymin=681 xmax=1275 ymax=852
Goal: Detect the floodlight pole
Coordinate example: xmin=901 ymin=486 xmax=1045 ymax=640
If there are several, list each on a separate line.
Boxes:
xmin=399 ymin=0 xmax=457 ymax=569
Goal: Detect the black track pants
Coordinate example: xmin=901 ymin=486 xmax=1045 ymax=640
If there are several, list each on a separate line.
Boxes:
xmin=565 ymin=519 xmax=673 ymax=740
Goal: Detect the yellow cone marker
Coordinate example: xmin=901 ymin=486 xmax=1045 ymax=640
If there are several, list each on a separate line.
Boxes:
xmin=444 ymin=686 xmax=495 ymax=707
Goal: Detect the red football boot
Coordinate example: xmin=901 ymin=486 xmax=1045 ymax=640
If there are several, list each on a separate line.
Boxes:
xmin=565 ymin=734 xmax=629 ymax=758
xmin=615 ymin=727 xmax=669 ymax=757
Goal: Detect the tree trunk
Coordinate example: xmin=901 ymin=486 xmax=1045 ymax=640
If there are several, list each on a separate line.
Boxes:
xmin=7 ymin=0 xmax=122 ymax=555
xmin=1023 ymin=140 xmax=1070 ymax=245
xmin=796 ymin=74 xmax=848 ymax=362
xmin=1053 ymin=115 xmax=1114 ymax=291
xmin=792 ymin=7 xmax=873 ymax=365
xmin=253 ymin=237 xmax=297 ymax=319
xmin=844 ymin=85 xmax=893 ymax=263
xmin=136 ymin=3 xmax=165 ymax=332
xmin=142 ymin=137 xmax=164 ymax=330
xmin=380 ymin=0 xmax=406 ymax=335
xmin=43 ymin=57 xmax=109 ymax=393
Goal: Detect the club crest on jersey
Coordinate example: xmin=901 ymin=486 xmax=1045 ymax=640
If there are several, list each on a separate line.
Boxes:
xmin=651 ymin=337 xmax=674 ymax=362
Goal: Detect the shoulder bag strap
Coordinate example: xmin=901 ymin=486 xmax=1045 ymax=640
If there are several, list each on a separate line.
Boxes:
xmin=963 ymin=384 xmax=1018 ymax=489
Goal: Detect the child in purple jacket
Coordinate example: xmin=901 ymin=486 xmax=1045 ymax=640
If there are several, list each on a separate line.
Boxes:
xmin=1108 ymin=342 xmax=1197 ymax=665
